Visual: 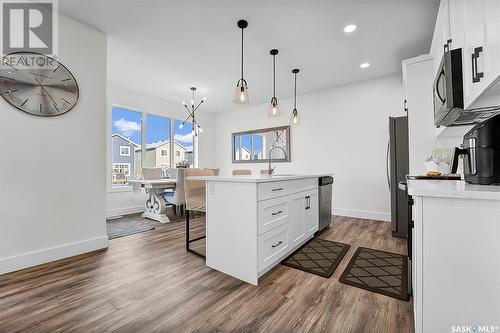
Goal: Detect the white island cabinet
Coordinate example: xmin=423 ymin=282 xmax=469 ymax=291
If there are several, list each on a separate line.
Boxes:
xmin=189 ymin=174 xmax=327 ymax=285
xmin=408 ymin=180 xmax=500 ymax=333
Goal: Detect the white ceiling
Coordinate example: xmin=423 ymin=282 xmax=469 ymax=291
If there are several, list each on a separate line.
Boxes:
xmin=59 ymin=0 xmax=439 ymax=113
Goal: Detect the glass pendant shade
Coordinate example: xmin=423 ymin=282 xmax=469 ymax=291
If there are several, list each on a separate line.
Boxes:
xmin=290 ymin=108 xmax=300 ymax=125
xmin=233 ymin=79 xmax=251 ymax=104
xmin=267 ymin=97 xmax=280 ymax=117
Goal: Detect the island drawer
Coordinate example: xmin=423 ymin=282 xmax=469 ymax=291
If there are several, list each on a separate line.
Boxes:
xmin=258 ymin=181 xmax=290 ymax=201
xmin=258 ymin=197 xmax=289 ymax=234
xmin=258 ymin=223 xmax=289 ymax=271
xmin=289 ymin=178 xmax=317 ymax=194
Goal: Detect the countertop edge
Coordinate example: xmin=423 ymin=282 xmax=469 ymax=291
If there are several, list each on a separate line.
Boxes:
xmin=186 ymin=174 xmax=333 ymax=183
xmin=407 ymin=180 xmax=500 ymax=201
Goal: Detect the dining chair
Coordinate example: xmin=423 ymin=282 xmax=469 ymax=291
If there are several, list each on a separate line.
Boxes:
xmin=184 ymin=169 xmax=214 ymax=258
xmin=163 ymin=168 xmax=186 ymax=216
xmin=169 ymin=168 xmax=178 ymax=179
xmin=232 ymin=169 xmax=251 ymax=175
xmin=204 ymin=168 xmax=220 ymax=176
xmin=142 ymin=167 xmax=163 ymax=180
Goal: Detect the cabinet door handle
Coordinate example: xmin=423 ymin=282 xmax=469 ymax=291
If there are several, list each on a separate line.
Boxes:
xmin=305 ymin=196 xmax=310 ymax=210
xmin=472 ymin=46 xmax=484 ymax=83
xmin=271 ymin=210 xmax=283 ymax=216
xmin=271 ymin=187 xmax=283 ymax=192
xmin=271 ymin=241 xmax=283 ymax=248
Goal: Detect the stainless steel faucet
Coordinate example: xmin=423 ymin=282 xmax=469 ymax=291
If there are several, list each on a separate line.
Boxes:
xmin=267 ymin=146 xmax=287 ymax=175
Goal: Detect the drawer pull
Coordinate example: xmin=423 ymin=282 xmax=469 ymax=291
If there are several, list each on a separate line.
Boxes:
xmin=271 ymin=241 xmax=283 ymax=248
xmin=271 ymin=210 xmax=283 ymax=216
xmin=271 ymin=187 xmax=283 ymax=192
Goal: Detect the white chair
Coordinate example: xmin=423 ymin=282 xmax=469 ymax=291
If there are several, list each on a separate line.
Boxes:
xmin=163 ymin=168 xmax=186 ymax=215
xmin=184 ymin=169 xmax=214 ymax=258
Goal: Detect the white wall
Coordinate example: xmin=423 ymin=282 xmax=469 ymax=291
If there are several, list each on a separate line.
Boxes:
xmin=215 ymin=75 xmax=405 ymax=221
xmin=106 ymin=85 xmax=217 ymax=217
xmin=0 ymin=15 xmax=108 ymax=274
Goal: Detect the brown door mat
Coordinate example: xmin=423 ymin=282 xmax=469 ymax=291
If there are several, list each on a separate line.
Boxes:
xmin=282 ymin=238 xmax=350 ymax=278
xmin=339 ymin=247 xmax=409 ymax=301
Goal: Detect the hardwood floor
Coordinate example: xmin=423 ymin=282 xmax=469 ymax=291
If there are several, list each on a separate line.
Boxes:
xmin=0 ymin=214 xmax=413 ymax=333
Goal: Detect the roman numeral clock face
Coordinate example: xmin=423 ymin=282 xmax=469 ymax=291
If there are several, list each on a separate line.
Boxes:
xmin=0 ymin=52 xmax=79 ymax=117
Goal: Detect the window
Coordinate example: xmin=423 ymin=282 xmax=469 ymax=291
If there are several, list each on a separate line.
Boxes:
xmin=112 ymin=107 xmax=141 ymax=187
xmin=240 ymin=134 xmax=251 ymax=160
xmin=146 ymin=114 xmax=171 ymax=169
xmin=112 ymin=163 xmax=130 ymax=186
xmin=110 ymin=106 xmax=201 ymax=188
xmin=174 ymin=119 xmax=193 ymax=168
xmin=120 ymin=146 xmax=130 ymax=156
xmin=252 ymin=134 xmax=264 ymax=159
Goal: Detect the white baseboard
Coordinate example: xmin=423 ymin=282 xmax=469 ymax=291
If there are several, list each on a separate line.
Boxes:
xmin=106 ymin=205 xmax=144 ymax=218
xmin=0 ymin=235 xmax=109 ymax=275
xmin=333 ymin=208 xmax=391 ymax=222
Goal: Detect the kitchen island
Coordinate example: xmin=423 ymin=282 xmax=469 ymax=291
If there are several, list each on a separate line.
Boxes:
xmin=407 ymin=180 xmax=500 ymax=333
xmin=188 ymin=174 xmax=332 ymax=285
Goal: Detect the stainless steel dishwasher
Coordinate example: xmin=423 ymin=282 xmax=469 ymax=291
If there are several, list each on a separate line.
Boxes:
xmin=318 ymin=176 xmax=333 ymax=233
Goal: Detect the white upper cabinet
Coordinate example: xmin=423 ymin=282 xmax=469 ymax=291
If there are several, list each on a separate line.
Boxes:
xmin=449 ymin=0 xmax=465 ymax=49
xmin=431 ymin=0 xmax=500 ymax=108
xmin=483 ymin=0 xmax=500 ymax=96
xmin=430 ymin=0 xmax=452 ymax=74
xmin=462 ymin=0 xmax=487 ymax=106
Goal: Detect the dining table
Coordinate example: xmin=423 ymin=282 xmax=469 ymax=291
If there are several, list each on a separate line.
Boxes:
xmin=128 ymin=178 xmax=177 ymax=223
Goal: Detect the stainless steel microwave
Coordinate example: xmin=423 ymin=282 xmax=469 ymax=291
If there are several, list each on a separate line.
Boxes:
xmin=433 ymin=47 xmax=464 ymax=127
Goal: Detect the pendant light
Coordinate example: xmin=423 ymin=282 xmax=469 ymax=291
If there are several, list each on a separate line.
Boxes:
xmin=290 ymin=69 xmax=300 ymax=125
xmin=233 ymin=20 xmax=251 ymax=104
xmin=267 ymin=49 xmax=280 ymax=117
xmin=180 ymin=87 xmax=205 ymax=137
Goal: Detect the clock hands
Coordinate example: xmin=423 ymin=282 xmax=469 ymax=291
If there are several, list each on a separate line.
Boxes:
xmin=35 ymin=78 xmax=59 ymax=112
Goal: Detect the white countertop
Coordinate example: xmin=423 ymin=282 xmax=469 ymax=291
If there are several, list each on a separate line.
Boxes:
xmin=407 ymin=179 xmax=500 ymax=200
xmin=187 ymin=173 xmax=333 ymax=183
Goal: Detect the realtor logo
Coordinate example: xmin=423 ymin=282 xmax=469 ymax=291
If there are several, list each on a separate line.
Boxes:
xmin=1 ymin=0 xmax=57 ymax=55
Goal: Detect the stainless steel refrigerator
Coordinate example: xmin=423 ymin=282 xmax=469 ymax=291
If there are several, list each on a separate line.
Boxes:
xmin=387 ymin=116 xmax=409 ymax=238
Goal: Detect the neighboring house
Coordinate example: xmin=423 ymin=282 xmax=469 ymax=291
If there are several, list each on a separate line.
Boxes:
xmin=135 ymin=140 xmax=191 ymax=169
xmin=111 ymin=133 xmax=139 ymax=185
xmin=235 ymin=147 xmax=251 ymax=160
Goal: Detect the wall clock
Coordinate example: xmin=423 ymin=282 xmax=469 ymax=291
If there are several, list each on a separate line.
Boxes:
xmin=0 ymin=52 xmax=79 ymax=117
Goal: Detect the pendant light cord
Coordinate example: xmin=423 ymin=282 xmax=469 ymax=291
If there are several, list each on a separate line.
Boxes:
xmin=241 ymin=28 xmax=244 ymax=80
xmin=273 ymin=54 xmax=276 ymax=98
xmin=294 ymin=72 xmax=297 ymax=109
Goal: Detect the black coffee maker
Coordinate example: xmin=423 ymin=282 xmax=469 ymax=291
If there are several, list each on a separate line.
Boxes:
xmin=451 ymin=114 xmax=500 ymax=185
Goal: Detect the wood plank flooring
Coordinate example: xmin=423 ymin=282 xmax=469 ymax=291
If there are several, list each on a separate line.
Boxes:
xmin=0 ymin=214 xmax=413 ymax=333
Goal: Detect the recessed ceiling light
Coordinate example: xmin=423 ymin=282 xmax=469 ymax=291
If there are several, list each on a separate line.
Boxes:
xmin=360 ymin=62 xmax=370 ymax=69
xmin=344 ymin=24 xmax=357 ymax=33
